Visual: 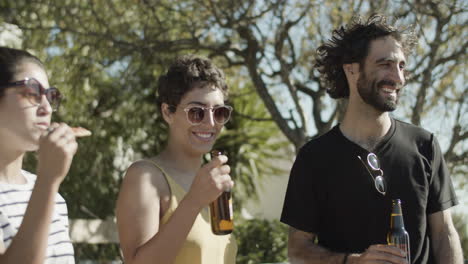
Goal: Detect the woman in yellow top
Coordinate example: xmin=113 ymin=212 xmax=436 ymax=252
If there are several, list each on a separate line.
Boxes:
xmin=116 ymin=55 xmax=237 ymax=264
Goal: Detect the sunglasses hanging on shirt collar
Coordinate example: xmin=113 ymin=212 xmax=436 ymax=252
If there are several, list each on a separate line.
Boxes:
xmin=357 ymin=152 xmax=387 ymax=195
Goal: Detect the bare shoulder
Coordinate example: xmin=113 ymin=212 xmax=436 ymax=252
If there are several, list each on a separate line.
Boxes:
xmin=121 ymin=160 xmax=169 ymax=195
xmin=116 ymin=160 xmax=170 ymax=259
xmin=116 ymin=159 xmax=171 ymax=215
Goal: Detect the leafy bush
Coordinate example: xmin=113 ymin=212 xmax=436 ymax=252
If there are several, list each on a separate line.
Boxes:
xmin=234 ymin=219 xmax=288 ymax=264
xmin=73 ymin=219 xmax=289 ymax=264
xmin=74 ymin=244 xmax=121 ymax=263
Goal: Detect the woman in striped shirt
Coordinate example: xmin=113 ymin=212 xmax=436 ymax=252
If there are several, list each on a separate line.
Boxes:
xmin=0 ymin=47 xmax=77 ymax=263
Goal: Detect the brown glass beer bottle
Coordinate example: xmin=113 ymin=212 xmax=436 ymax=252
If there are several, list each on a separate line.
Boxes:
xmin=387 ymin=199 xmax=411 ymax=263
xmin=209 ymin=150 xmax=233 ymax=235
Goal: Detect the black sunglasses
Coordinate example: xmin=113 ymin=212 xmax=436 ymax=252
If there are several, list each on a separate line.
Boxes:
xmin=0 ymin=77 xmax=62 ymax=111
xmin=357 ymin=152 xmax=386 ymax=195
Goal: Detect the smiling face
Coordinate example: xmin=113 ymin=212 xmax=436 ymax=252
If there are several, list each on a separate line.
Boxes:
xmin=356 ymin=36 xmax=406 ymax=112
xmin=163 ymin=83 xmax=227 ymax=155
xmin=0 ymin=61 xmax=52 ymax=151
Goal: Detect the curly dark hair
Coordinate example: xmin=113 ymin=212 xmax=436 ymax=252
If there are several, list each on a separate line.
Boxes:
xmin=156 ymin=55 xmax=228 ymax=112
xmin=315 ymin=14 xmax=417 ymax=98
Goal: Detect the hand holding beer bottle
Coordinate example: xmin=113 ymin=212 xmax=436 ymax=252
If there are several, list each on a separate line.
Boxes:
xmin=184 ymin=149 xmax=234 ymax=235
xmin=347 ymin=199 xmax=409 ymax=263
xmin=209 ymin=150 xmax=234 ymax=235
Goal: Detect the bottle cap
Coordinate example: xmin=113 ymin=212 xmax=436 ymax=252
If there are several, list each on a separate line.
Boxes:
xmin=211 ymin=150 xmax=222 ymax=157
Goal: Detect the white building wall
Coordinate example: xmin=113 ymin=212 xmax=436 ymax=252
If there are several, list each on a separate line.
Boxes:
xmin=242 ymin=144 xmax=295 ymax=221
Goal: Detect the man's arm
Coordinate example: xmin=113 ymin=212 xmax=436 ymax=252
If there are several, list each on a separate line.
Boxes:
xmin=288 ymin=227 xmax=408 ymax=264
xmin=288 ymin=227 xmax=346 ymax=264
xmin=428 ymin=209 xmax=464 ymax=264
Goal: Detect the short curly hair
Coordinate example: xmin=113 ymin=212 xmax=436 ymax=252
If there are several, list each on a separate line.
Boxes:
xmin=315 ymin=14 xmax=417 ymax=98
xmin=156 ymin=55 xmax=228 ymax=112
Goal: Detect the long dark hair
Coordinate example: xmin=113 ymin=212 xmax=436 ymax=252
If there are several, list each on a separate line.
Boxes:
xmin=0 ymin=47 xmax=44 ymax=97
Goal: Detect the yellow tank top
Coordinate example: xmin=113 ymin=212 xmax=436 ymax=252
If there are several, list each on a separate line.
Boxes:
xmin=148 ymin=161 xmax=238 ymax=264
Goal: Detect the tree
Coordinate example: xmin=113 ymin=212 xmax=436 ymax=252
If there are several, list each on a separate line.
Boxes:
xmin=0 ymin=0 xmax=287 ymax=219
xmin=2 ymin=0 xmax=464 ymax=175
xmin=181 ymin=0 xmax=467 ymax=172
xmin=1 ymin=0 xmax=466 ymax=261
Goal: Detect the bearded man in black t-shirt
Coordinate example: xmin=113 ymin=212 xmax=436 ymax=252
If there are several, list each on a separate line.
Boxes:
xmin=280 ymin=14 xmax=464 ymax=264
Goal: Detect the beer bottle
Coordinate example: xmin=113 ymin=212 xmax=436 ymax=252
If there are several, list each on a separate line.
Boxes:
xmin=209 ymin=150 xmax=233 ymax=235
xmin=387 ymin=199 xmax=411 ymax=263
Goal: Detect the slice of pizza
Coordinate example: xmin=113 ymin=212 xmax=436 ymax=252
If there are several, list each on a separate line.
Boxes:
xmin=71 ymin=127 xmax=92 ymax=137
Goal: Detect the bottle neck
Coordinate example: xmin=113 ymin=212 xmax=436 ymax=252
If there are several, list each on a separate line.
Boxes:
xmin=390 ymin=213 xmax=405 ymax=229
xmin=390 ymin=200 xmax=405 ymax=229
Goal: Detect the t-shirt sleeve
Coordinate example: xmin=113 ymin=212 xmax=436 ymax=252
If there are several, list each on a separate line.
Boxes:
xmin=426 ymin=135 xmax=458 ymax=214
xmin=280 ymin=147 xmax=319 ymax=233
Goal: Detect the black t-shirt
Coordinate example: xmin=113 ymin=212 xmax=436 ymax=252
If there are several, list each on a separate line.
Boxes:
xmin=280 ymin=119 xmax=458 ymax=264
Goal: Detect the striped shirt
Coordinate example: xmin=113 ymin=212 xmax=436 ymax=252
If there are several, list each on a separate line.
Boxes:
xmin=0 ymin=170 xmax=74 ymax=263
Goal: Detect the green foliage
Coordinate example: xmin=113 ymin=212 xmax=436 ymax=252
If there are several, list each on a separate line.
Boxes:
xmin=0 ymin=2 xmax=466 ymax=262
xmin=71 ymin=219 xmax=290 ymax=263
xmin=74 ymin=243 xmax=121 ymax=263
xmin=2 ymin=0 xmax=466 ymax=208
xmin=215 ymin=80 xmax=289 ymax=209
xmin=0 ymin=0 xmax=289 ymax=219
xmin=234 ymin=219 xmax=289 ymax=264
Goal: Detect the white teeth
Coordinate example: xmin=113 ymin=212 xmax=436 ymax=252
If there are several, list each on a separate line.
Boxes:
xmin=195 ymin=133 xmax=212 ymax=138
xmin=382 ymin=88 xmax=397 ymax=95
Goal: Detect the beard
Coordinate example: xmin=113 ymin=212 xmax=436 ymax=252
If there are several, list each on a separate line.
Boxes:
xmin=357 ymin=71 xmax=401 ymax=112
